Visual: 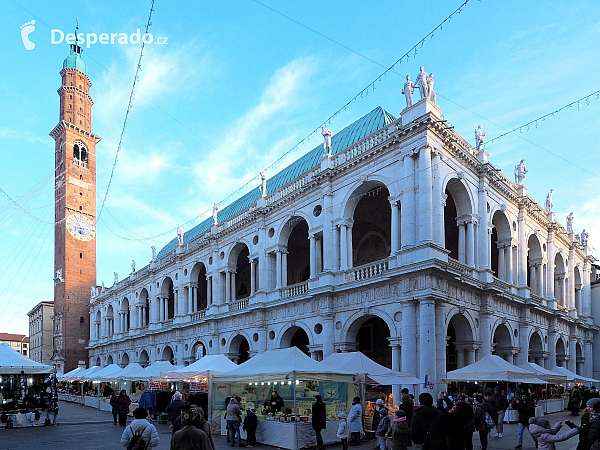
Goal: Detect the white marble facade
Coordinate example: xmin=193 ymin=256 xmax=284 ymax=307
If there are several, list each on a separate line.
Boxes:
xmin=88 ymin=98 xmax=595 ymax=394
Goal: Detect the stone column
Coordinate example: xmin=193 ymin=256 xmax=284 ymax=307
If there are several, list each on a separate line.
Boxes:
xmin=346 ymin=224 xmax=353 ymax=268
xmin=333 ymin=225 xmax=340 ymax=271
xmin=282 ymin=251 xmax=288 ymax=287
xmin=585 ymin=340 xmax=593 ymax=377
xmin=498 ymin=246 xmax=505 ymax=280
xmin=322 ymin=316 xmax=335 ymax=358
xmin=536 ymin=265 xmax=543 ymax=296
xmin=466 ymin=348 xmax=476 ymax=365
xmin=250 ymin=258 xmax=256 ymax=295
xmin=478 ymin=178 xmax=489 ymax=270
xmin=419 ymin=299 xmax=436 ymax=392
xmin=506 ymin=246 xmax=514 ymax=284
xmin=548 ymin=331 xmax=557 ymax=368
xmin=309 ymin=234 xmax=317 ymax=279
xmin=547 ymin=230 xmax=555 ymax=300
xmin=583 ymin=260 xmax=592 ymax=317
xmin=275 ymin=249 xmax=282 ymax=289
xmin=340 ymin=224 xmax=348 ymax=271
xmin=186 ymin=286 xmax=192 ymax=314
xmin=419 ymin=147 xmax=433 ymax=244
xmin=231 ymin=271 xmax=237 ymax=302
xmin=258 ymin=227 xmax=268 ymax=291
xmin=401 ymin=301 xmax=418 ymax=390
xmin=389 ymin=198 xmax=400 ymax=254
xmin=206 ymin=275 xmax=213 ymax=305
xmin=568 ymin=247 xmax=576 ymax=315
xmin=519 ymin=322 xmax=529 ymax=366
xmin=456 ymin=349 xmax=465 ymax=369
xmin=569 ymin=337 xmax=577 ymax=372
xmin=401 ymin=154 xmax=416 ymax=249
xmin=517 ymin=206 xmax=527 ymax=286
xmin=225 ymin=271 xmax=232 ymax=303
xmin=466 ymin=219 xmax=475 ymax=267
xmin=316 ymin=237 xmax=323 ymax=273
xmin=322 ymin=189 xmax=334 ymax=272
xmin=458 ymin=223 xmax=466 ymax=263
xmin=388 ymin=338 xmax=401 ymax=405
xmin=479 ymin=295 xmax=492 ymax=356
xmin=432 ymin=151 xmax=444 ymax=246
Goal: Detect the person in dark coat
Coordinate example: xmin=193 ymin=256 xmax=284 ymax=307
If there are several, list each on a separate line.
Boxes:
xmin=170 ymin=405 xmax=209 ymax=450
xmin=571 ymin=387 xmax=583 ymax=416
xmin=491 ymin=386 xmax=508 ymax=438
xmin=264 ymin=390 xmax=285 ymax=414
xmin=410 ymin=392 xmax=449 ymax=450
xmin=390 ymin=410 xmax=409 ymax=450
xmin=473 ymin=395 xmax=493 ymax=450
xmin=398 ymin=395 xmax=413 ymax=447
xmin=243 ymin=407 xmax=258 ymax=448
xmin=513 ymin=393 xmax=537 ymax=449
xmin=437 ymin=393 xmax=473 ymax=450
xmin=372 ymin=399 xmax=385 ymax=446
xmin=312 ymin=395 xmax=327 ymax=450
xmin=110 ymin=391 xmax=120 ymax=425
xmin=116 ymin=389 xmax=131 ymax=426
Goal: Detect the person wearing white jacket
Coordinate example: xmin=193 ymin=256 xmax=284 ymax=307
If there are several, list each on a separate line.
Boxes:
xmin=337 ymin=412 xmax=350 ymax=450
xmin=120 ymin=407 xmax=161 ymax=448
xmin=348 ymin=396 xmax=363 ymax=445
xmin=528 ymin=417 xmax=579 ymax=450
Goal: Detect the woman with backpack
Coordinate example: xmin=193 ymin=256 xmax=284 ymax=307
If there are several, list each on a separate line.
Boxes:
xmin=120 ymin=407 xmax=160 ymax=449
xmin=473 ymin=395 xmax=493 ymax=450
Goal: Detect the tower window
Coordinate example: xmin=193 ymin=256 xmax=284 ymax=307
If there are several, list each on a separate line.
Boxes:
xmin=80 ymin=175 xmax=83 ymax=180
xmin=79 ymin=206 xmax=82 ymax=211
xmin=80 ymin=316 xmax=85 ymax=324
xmin=69 ymin=104 xmax=72 ymax=109
xmin=80 ymin=253 xmax=83 ymax=258
xmin=69 ymin=95 xmax=72 ymax=100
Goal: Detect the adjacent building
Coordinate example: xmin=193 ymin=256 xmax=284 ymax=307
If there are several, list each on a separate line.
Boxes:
xmin=0 ymin=333 xmax=29 ymax=357
xmin=27 ymin=301 xmax=55 ymax=366
xmin=88 ymin=91 xmax=596 ymax=394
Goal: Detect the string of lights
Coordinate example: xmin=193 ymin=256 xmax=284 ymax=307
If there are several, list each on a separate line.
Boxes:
xmin=96 ymin=0 xmax=156 ymax=223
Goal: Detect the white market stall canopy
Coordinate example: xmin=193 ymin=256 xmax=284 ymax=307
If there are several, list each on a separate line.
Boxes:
xmin=73 ymin=365 xmax=101 ymax=381
xmin=321 ymin=351 xmax=421 ymax=385
xmin=161 ymin=355 xmax=237 ymax=381
xmin=104 ymin=363 xmax=144 ymax=382
xmin=551 ymin=366 xmax=600 ymax=384
xmin=442 ymin=354 xmax=546 ymax=384
xmin=213 ymin=347 xmax=358 ymax=383
xmin=59 ymin=367 xmax=86 ymax=381
xmin=0 ymin=342 xmax=54 ymax=374
xmin=519 ymin=362 xmax=567 ymax=384
xmin=88 ymin=364 xmax=122 ymax=381
xmin=121 ymin=360 xmax=181 ymax=381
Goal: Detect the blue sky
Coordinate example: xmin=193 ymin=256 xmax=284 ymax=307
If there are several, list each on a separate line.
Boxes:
xmin=1 ymin=0 xmax=599 ymax=334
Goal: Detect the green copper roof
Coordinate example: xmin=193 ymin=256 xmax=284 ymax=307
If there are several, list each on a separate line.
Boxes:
xmin=157 ymin=106 xmax=396 ymax=258
xmin=63 ymin=54 xmax=88 ymax=76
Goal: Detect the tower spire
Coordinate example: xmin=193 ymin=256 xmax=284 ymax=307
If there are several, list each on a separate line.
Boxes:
xmin=71 ymin=17 xmax=83 ymax=57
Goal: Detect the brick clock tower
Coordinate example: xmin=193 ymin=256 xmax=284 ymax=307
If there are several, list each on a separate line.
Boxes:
xmin=50 ymin=27 xmax=101 ymax=373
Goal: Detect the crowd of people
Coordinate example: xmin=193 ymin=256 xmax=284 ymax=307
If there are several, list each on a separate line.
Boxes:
xmin=113 ymin=386 xmax=600 ymax=450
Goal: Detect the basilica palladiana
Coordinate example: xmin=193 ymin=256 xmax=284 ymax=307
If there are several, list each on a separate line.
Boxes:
xmin=88 ymin=80 xmax=595 ymax=392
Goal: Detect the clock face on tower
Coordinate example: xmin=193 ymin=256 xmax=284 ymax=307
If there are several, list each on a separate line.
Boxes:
xmin=66 ymin=213 xmax=96 ymax=241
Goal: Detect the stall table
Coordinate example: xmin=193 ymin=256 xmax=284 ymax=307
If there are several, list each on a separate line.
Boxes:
xmin=538 ymin=399 xmax=565 ymax=414
xmin=221 ymin=417 xmax=341 ymax=449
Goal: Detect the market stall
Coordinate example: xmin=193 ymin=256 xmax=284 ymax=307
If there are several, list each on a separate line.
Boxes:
xmin=519 ymin=362 xmax=568 ymax=414
xmin=321 ymin=352 xmax=421 ymax=431
xmin=550 ymin=366 xmax=600 ymax=385
xmin=443 ymin=354 xmax=547 ymax=422
xmin=213 ymin=347 xmax=357 ymax=450
xmin=0 ymin=342 xmax=57 ymax=428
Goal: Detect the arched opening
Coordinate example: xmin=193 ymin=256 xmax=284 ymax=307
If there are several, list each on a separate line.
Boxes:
xmin=528 ymin=332 xmax=545 ymax=367
xmin=491 ymin=211 xmax=512 ymax=281
xmin=192 ymin=342 xmax=206 ymax=361
xmin=444 ymin=179 xmax=473 ymax=264
xmin=106 ymin=305 xmax=115 ymax=335
xmin=161 ymin=277 xmax=175 ymax=320
xmin=139 ymin=350 xmax=150 ymax=368
xmin=286 ymin=219 xmax=311 ymax=285
xmin=121 ymin=353 xmax=130 ymax=367
xmin=575 ymin=268 xmax=582 ymax=315
xmin=94 ymin=310 xmax=102 ymax=339
xmin=190 ymin=263 xmax=208 ymax=311
xmin=347 ymin=315 xmax=391 ymax=369
xmin=446 ymin=314 xmax=474 ymax=371
xmin=235 ymin=247 xmax=251 ymax=300
xmin=576 ymin=343 xmax=584 ymax=375
xmin=230 ymin=335 xmax=250 ymax=364
xmin=352 ymin=185 xmax=391 ymax=266
xmin=121 ymin=298 xmax=130 ymax=332
xmin=554 ymin=254 xmax=567 ymax=307
xmin=73 ymin=143 xmax=81 ymax=161
xmin=139 ymin=288 xmax=150 ymax=327
xmin=107 ymin=355 xmax=114 ymax=365
xmin=162 ymin=346 xmax=174 ymax=364
xmin=493 ymin=324 xmax=514 ymax=363
xmin=556 ymin=339 xmax=567 ymax=368
xmin=96 ymin=357 xmax=101 ymax=366
xmin=527 ymin=235 xmax=543 ymax=295
xmin=280 ymin=326 xmax=310 ymax=356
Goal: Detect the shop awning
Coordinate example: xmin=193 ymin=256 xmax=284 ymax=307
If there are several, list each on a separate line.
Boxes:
xmin=121 ymin=360 xmax=182 ymax=381
xmin=550 ymin=366 xmax=600 ymax=384
xmin=161 ymin=355 xmax=237 ymax=381
xmin=59 ymin=367 xmax=87 ymax=381
xmin=0 ymin=342 xmax=54 ymax=374
xmin=442 ymin=354 xmax=546 ymax=384
xmin=321 ymin=351 xmax=421 ymax=385
xmin=519 ymin=362 xmax=568 ymax=384
xmin=72 ymin=365 xmax=101 ymax=381
xmin=88 ymin=364 xmax=123 ymax=381
xmin=213 ymin=347 xmax=357 ymax=383
xmin=103 ymin=363 xmax=144 ymax=382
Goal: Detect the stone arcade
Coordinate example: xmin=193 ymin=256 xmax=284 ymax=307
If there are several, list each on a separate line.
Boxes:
xmin=88 ymin=79 xmax=595 ymax=396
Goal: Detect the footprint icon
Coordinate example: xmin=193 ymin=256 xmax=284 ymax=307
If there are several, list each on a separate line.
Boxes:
xmin=20 ymin=20 xmax=36 ymax=50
